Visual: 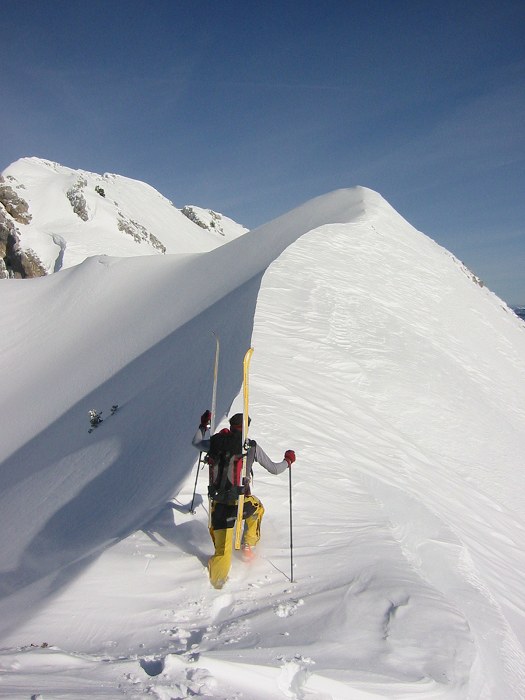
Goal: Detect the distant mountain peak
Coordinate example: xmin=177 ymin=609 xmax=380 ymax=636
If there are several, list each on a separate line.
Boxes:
xmin=0 ymin=157 xmax=248 ymax=278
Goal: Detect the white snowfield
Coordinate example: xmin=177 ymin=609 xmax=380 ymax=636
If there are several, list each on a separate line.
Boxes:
xmin=0 ymin=183 xmax=524 ymax=699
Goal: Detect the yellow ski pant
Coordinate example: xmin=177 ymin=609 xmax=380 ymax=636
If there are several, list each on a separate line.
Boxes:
xmin=208 ymin=495 xmax=264 ymax=589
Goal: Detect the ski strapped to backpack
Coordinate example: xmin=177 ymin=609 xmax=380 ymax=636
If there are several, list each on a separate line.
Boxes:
xmin=210 ymin=332 xmax=219 ymax=435
xmin=234 ymin=347 xmax=254 ymax=549
xmin=189 ymin=332 xmax=220 ymax=514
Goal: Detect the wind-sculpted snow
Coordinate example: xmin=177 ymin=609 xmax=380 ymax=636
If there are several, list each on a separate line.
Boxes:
xmin=245 ymin=217 xmax=525 ymax=697
xmin=1 ymin=186 xmax=524 ymax=698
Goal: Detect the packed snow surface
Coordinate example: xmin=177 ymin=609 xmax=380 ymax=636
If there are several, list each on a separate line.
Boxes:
xmin=1 ymin=185 xmax=524 ymax=699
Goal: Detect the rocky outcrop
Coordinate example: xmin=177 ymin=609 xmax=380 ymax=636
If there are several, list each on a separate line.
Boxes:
xmin=0 ymin=174 xmax=45 ymax=277
xmin=117 ymin=212 xmax=166 ymax=254
xmin=0 ymin=207 xmax=46 ymax=279
xmin=66 ymin=177 xmax=89 ymax=221
xmin=0 ymin=175 xmax=32 ymax=224
xmin=181 ymin=206 xmax=226 ymax=236
xmin=181 ymin=206 xmax=208 ymax=229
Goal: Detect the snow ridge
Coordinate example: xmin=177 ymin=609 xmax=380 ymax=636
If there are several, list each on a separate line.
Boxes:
xmin=1 ymin=181 xmax=524 ymax=698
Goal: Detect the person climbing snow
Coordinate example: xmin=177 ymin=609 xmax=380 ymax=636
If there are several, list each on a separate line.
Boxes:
xmin=192 ymin=410 xmax=296 ymax=589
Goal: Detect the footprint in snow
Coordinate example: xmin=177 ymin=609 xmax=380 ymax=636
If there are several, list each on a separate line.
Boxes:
xmin=275 ymin=599 xmax=304 ymax=618
xmin=210 ymin=593 xmax=233 ymax=618
xmin=277 ymin=656 xmax=314 ymax=699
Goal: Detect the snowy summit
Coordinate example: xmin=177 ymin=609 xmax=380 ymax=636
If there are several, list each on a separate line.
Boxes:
xmin=0 ymin=157 xmax=248 ymax=277
xmin=0 ymin=164 xmax=524 ymax=699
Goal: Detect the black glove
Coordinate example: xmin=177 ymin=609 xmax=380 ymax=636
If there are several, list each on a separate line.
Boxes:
xmin=200 ymin=410 xmax=211 ymax=430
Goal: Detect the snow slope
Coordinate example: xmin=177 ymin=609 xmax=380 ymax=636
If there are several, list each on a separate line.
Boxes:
xmin=1 ymin=187 xmax=524 ymax=699
xmin=2 ymin=157 xmax=248 ymax=272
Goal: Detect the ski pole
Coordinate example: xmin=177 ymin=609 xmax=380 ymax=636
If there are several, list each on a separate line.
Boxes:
xmin=189 ymin=452 xmax=204 ymax=513
xmin=289 ymin=465 xmax=294 ymax=583
xmin=234 ymin=347 xmax=254 ymax=549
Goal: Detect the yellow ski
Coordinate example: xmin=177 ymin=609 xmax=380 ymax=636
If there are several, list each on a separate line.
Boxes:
xmin=234 ymin=347 xmax=254 ymax=549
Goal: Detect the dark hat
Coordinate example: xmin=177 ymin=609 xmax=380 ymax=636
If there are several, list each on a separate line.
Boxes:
xmin=229 ymin=413 xmax=251 ymax=427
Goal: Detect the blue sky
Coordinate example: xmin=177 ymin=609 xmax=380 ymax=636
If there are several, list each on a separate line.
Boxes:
xmin=2 ymin=1 xmax=524 ymax=305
